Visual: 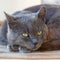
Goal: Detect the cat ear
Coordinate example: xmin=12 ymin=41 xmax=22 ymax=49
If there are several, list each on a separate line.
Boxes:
xmin=38 ymin=7 xmax=46 ymax=22
xmin=4 ymin=12 xmax=15 ymax=23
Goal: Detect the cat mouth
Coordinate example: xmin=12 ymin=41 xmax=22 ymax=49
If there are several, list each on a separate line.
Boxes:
xmin=26 ymin=45 xmax=41 ymax=51
xmin=26 ymin=41 xmax=43 ymax=51
xmin=32 ymin=44 xmax=42 ymax=51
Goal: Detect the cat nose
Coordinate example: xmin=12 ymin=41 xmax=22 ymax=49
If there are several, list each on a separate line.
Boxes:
xmin=34 ymin=42 xmax=38 ymax=45
xmin=32 ymin=39 xmax=38 ymax=45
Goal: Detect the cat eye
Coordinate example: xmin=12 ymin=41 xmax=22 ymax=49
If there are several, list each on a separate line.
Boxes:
xmin=37 ymin=31 xmax=42 ymax=35
xmin=22 ymin=33 xmax=29 ymax=37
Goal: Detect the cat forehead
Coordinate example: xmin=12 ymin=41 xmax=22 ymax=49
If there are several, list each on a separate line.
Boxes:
xmin=13 ymin=11 xmax=37 ymax=17
xmin=13 ymin=12 xmax=38 ymax=22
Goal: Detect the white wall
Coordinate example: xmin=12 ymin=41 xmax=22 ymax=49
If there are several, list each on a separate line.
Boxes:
xmin=0 ymin=0 xmax=41 ymax=21
xmin=42 ymin=0 xmax=60 ymax=4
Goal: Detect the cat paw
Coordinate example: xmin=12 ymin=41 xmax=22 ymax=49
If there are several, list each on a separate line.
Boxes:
xmin=7 ymin=45 xmax=19 ymax=52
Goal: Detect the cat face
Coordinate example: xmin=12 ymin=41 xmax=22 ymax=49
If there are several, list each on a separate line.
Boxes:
xmin=4 ymin=7 xmax=48 ymax=51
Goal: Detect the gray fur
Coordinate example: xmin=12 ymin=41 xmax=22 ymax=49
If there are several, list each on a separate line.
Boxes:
xmin=1 ymin=4 xmax=60 ymax=53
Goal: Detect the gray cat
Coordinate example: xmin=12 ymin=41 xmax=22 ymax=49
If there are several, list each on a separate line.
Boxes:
xmin=1 ymin=4 xmax=60 ymax=53
xmin=4 ymin=7 xmax=46 ymax=53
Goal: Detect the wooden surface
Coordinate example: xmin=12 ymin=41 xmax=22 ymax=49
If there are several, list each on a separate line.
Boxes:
xmin=0 ymin=51 xmax=60 ymax=60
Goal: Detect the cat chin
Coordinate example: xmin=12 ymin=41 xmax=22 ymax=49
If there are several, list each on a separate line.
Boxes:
xmin=24 ymin=43 xmax=42 ymax=51
xmin=31 ymin=40 xmax=43 ymax=51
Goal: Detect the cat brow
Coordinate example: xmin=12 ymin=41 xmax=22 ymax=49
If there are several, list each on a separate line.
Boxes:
xmin=23 ymin=23 xmax=29 ymax=33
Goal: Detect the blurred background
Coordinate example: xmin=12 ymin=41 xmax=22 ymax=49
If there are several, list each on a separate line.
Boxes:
xmin=0 ymin=0 xmax=40 ymax=21
xmin=0 ymin=0 xmax=60 ymax=21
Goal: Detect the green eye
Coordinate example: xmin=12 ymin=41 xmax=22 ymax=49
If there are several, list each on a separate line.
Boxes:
xmin=22 ymin=33 xmax=28 ymax=37
xmin=37 ymin=31 xmax=42 ymax=35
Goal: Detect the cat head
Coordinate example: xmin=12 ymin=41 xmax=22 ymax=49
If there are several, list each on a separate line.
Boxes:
xmin=4 ymin=7 xmax=48 ymax=51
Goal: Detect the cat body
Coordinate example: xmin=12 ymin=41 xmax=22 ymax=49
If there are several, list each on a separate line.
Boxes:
xmin=1 ymin=4 xmax=60 ymax=52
